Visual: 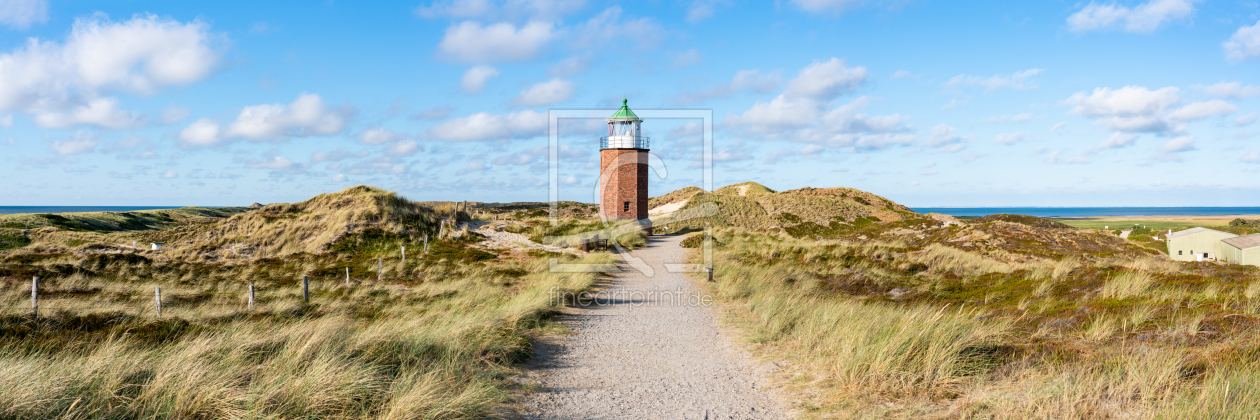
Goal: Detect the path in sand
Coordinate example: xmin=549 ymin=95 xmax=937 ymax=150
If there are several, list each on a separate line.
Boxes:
xmin=517 ymin=235 xmax=789 ymax=419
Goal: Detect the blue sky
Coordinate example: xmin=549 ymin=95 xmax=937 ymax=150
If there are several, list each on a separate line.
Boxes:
xmin=1 ymin=0 xmax=1258 ymax=207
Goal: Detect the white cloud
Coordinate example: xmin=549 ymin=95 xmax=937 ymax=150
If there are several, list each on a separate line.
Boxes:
xmin=0 ymin=114 xmax=9 ymax=128
xmin=159 ymin=104 xmax=190 ymax=124
xmin=1064 ymin=86 xmax=1183 ymax=133
xmin=728 ymin=58 xmax=867 ymax=128
xmin=1225 ymin=20 xmax=1260 ymax=62
xmin=1158 ymin=135 xmax=1195 ymax=153
xmin=570 ymin=7 xmax=663 ymax=52
xmin=332 ymin=173 xmax=347 ymax=182
xmin=926 ymin=124 xmax=972 ymax=152
xmin=945 ymin=69 xmax=1042 ymax=91
xmin=1242 ymin=151 xmax=1260 ymax=163
xmin=386 ymin=140 xmax=422 ymax=156
xmin=0 ymin=14 xmax=220 ymax=128
xmin=427 ymin=109 xmax=547 ymax=141
xmin=1193 ymin=82 xmax=1260 ymax=99
xmin=49 ymin=131 xmax=99 ymax=155
xmin=460 ymin=65 xmax=500 ymax=93
xmin=412 ymin=106 xmax=453 ymax=121
xmin=438 ymin=21 xmax=555 ymax=63
xmin=32 ymin=97 xmax=144 ymax=129
xmin=246 ymin=156 xmax=305 ymax=172
xmin=1236 ymin=112 xmax=1258 ymax=127
xmin=178 ymin=94 xmax=353 ymax=147
xmin=890 ymin=70 xmax=911 ymax=79
xmin=1166 ymin=100 xmax=1235 ymax=121
xmin=1086 ymin=132 xmax=1138 ymax=153
xmin=687 ymin=0 xmax=730 ymax=23
xmin=414 ymin=0 xmax=585 ymax=21
xmin=790 ymin=0 xmax=866 ymax=14
xmin=457 ymin=160 xmax=488 ymax=175
xmin=1046 ymin=150 xmax=1091 ymax=164
xmin=177 ymin=118 xmax=222 ymax=147
xmin=160 ymin=170 xmax=178 ymax=179
xmin=548 ymin=56 xmax=589 ymax=77
xmin=311 ymin=149 xmax=369 ymax=162
xmin=358 ymin=128 xmax=408 ymax=145
xmin=995 ymin=132 xmax=1026 ymax=145
xmin=513 ymin=78 xmax=574 ymax=106
xmin=1067 ymin=0 xmax=1197 ymax=33
xmin=1050 ymin=122 xmax=1067 ymax=132
xmin=675 ymin=69 xmax=781 ymax=104
xmin=0 ymin=0 xmax=46 ymax=29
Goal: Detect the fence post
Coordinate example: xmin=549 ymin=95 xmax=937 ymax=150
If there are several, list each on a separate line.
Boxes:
xmin=401 ymin=245 xmax=406 ymax=265
xmin=302 ymin=275 xmax=309 ymax=302
xmin=31 ymin=276 xmax=38 ymax=316
xmin=155 ymin=287 xmax=162 ymax=317
xmin=345 ymin=267 xmax=350 ymax=286
xmin=706 ymin=267 xmax=714 ymax=282
xmin=248 ymin=284 xmax=255 ymax=309
xmin=377 ymin=258 xmax=382 ymax=281
xmin=423 ymin=235 xmax=429 ymax=253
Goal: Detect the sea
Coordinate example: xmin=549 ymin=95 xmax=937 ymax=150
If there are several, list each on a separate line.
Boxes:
xmin=910 ymin=207 xmax=1260 ymax=218
xmin=0 ymin=206 xmax=187 ymax=215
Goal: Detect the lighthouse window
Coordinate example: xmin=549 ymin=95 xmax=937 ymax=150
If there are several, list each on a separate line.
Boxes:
xmin=623 ymin=202 xmax=630 ymax=212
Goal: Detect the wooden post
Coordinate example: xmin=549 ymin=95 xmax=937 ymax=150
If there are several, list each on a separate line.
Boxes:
xmin=31 ymin=276 xmax=38 ymax=315
xmin=378 ymin=258 xmax=382 ymax=281
xmin=439 ymin=222 xmax=445 ymax=239
xmin=155 ymin=287 xmax=162 ymax=317
xmin=706 ymin=267 xmax=714 ymax=282
xmin=423 ymin=235 xmax=429 ymax=253
xmin=345 ymin=267 xmax=350 ymax=286
xmin=401 ymin=245 xmax=406 ymax=265
xmin=581 ymin=238 xmax=589 ymax=252
xmin=248 ymin=284 xmax=255 ymax=309
xmin=302 ymin=275 xmax=309 ymax=302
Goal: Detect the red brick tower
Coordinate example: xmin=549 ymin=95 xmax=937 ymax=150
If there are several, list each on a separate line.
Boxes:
xmin=599 ymin=99 xmax=650 ymax=232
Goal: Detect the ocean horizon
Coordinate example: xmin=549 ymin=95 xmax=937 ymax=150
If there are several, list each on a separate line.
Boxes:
xmin=0 ymin=206 xmax=191 ymax=215
xmin=911 ymin=207 xmax=1260 ymax=218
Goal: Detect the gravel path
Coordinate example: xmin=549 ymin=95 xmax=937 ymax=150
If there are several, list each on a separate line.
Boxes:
xmin=517 ymin=235 xmax=790 ymax=419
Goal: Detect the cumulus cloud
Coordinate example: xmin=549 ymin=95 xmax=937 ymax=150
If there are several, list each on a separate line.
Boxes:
xmin=1064 ymin=86 xmax=1233 ymax=134
xmin=415 ymin=0 xmax=585 ymax=21
xmin=1067 ymin=0 xmax=1197 ymax=33
xmin=438 ymin=21 xmax=555 ymax=63
xmin=427 ymin=109 xmax=547 ymax=141
xmin=177 ymin=94 xmax=354 ymax=147
xmin=160 ymin=170 xmax=178 ymax=179
xmin=1242 ymin=151 xmax=1260 ymax=163
xmin=945 ymin=69 xmax=1042 ymax=91
xmin=0 ymin=14 xmax=221 ymax=129
xmin=925 ymin=124 xmax=972 ymax=152
xmin=1236 ymin=112 xmax=1258 ymax=127
xmin=1225 ymin=20 xmax=1260 ymax=62
xmin=1159 ymin=136 xmax=1195 ymax=153
xmin=1084 ymin=132 xmax=1138 ymax=154
xmin=0 ymin=0 xmax=46 ymax=29
xmin=1193 ymin=81 xmax=1260 ymax=99
xmin=995 ymin=132 xmax=1026 ymax=145
xmin=727 ymin=59 xmax=917 ymax=151
xmin=386 ymin=140 xmax=422 ymax=156
xmin=789 ymin=0 xmax=867 ymax=14
xmin=674 ymin=69 xmax=781 ymax=104
xmin=49 ymin=131 xmax=99 ymax=155
xmin=460 ymin=65 xmax=500 ymax=93
xmin=512 ymin=78 xmax=574 ymax=106
xmin=358 ymin=127 xmax=408 ymax=145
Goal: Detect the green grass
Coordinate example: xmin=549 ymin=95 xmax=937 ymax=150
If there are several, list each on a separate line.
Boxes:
xmin=1057 ymin=219 xmax=1228 ymax=230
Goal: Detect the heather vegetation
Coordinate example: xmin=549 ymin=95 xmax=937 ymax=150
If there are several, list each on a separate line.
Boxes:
xmin=0 ymin=186 xmax=613 ymax=419
xmin=684 ymin=195 xmax=1260 ymax=418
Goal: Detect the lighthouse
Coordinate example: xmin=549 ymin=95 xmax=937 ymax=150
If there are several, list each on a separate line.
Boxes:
xmin=599 ymin=99 xmax=651 ymax=233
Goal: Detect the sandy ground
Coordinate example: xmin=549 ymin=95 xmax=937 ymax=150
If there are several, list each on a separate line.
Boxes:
xmin=470 ymin=221 xmax=578 ymax=254
xmin=515 ymin=235 xmax=790 ymax=419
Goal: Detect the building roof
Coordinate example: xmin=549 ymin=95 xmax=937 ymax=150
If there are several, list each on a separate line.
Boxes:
xmin=607 ymin=99 xmax=641 ymax=122
xmin=1167 ymin=227 xmax=1237 ymax=239
xmin=1222 ymin=234 xmax=1260 ymax=250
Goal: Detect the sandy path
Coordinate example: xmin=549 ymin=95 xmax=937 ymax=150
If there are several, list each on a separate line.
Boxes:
xmin=517 ymin=235 xmax=789 ymax=419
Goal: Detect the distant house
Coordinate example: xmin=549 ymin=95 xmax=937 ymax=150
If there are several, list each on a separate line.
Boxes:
xmin=1166 ymin=227 xmax=1236 ymax=262
xmin=1220 ymin=234 xmax=1260 ymax=266
xmin=151 ymin=243 xmax=166 ymax=250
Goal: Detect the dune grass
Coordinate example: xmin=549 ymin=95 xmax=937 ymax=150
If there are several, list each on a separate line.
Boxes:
xmin=698 ymin=227 xmax=1260 ymax=418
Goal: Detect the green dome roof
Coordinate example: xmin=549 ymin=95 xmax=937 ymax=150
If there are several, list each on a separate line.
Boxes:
xmin=607 ymin=99 xmax=641 ymax=122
